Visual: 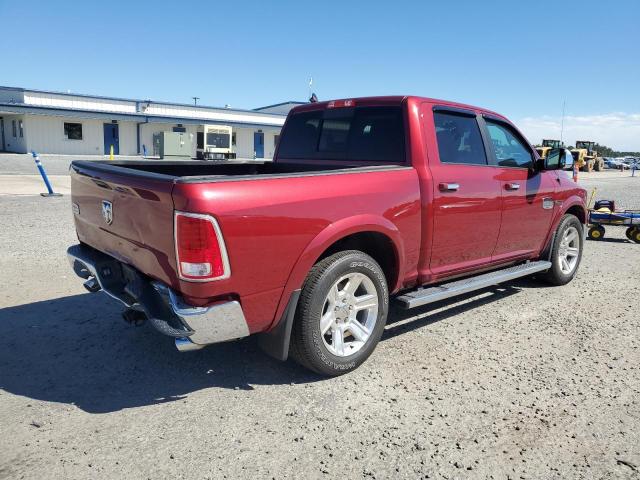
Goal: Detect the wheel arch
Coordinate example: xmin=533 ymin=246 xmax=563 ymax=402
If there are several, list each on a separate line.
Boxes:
xmin=565 ymin=203 xmax=586 ymax=224
xmin=541 ymin=199 xmax=587 ymax=259
xmin=270 ymin=215 xmax=404 ymax=331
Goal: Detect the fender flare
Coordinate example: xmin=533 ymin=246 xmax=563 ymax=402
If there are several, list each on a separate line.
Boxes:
xmin=542 ymin=197 xmax=587 ymax=258
xmin=260 ymin=214 xmax=405 ymax=357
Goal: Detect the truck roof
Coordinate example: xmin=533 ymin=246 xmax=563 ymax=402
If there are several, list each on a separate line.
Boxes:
xmin=289 ymin=95 xmax=507 ymax=120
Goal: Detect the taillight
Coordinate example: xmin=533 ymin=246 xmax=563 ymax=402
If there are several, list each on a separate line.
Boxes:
xmin=174 ymin=212 xmax=230 ymax=281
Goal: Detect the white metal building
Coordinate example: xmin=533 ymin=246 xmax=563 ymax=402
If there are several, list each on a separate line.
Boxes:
xmin=0 ymin=86 xmax=304 ymax=159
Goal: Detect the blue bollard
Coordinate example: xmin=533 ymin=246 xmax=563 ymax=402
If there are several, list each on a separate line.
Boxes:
xmin=31 ymin=151 xmax=62 ymax=197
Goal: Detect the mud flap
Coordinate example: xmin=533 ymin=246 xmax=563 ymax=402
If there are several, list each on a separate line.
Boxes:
xmin=257 ymin=290 xmax=301 ymax=362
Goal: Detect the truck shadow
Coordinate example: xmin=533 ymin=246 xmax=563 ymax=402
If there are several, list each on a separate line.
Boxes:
xmin=0 ymin=285 xmax=523 ymax=414
xmin=0 ymin=293 xmax=315 ymax=414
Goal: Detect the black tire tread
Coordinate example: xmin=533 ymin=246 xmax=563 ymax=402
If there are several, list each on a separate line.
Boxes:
xmin=542 ymin=214 xmax=583 ymax=286
xmin=289 ymin=250 xmax=386 ymax=375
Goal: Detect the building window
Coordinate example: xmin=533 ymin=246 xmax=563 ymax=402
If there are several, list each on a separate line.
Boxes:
xmin=232 ymin=132 xmax=236 ymax=146
xmin=12 ymin=120 xmax=17 ymax=137
xmin=274 ymin=134 xmax=280 ymax=148
xmin=18 ymin=120 xmax=24 ymax=138
xmin=64 ymin=122 xmax=83 ymax=140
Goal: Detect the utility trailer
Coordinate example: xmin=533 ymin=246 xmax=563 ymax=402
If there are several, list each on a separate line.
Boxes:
xmin=587 ymin=200 xmax=640 ymax=242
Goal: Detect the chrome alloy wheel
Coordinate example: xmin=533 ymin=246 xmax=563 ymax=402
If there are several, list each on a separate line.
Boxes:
xmin=557 ymin=226 xmax=580 ymax=275
xmin=320 ymin=273 xmax=379 ymax=357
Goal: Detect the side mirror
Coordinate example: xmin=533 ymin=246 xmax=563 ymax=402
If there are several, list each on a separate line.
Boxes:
xmin=544 ymin=148 xmax=573 ymax=170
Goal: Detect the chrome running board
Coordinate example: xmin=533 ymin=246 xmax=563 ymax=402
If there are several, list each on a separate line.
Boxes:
xmin=396 ymin=261 xmax=552 ymax=309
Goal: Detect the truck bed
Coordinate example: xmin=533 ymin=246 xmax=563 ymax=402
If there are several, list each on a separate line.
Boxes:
xmin=72 ymin=160 xmax=401 ymax=183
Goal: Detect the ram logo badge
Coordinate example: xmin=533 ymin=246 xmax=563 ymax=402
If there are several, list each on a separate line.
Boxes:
xmin=101 ymin=200 xmax=113 ymax=225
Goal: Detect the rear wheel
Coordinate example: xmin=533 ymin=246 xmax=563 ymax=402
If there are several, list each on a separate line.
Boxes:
xmin=626 ymin=227 xmax=637 ymax=241
xmin=588 ymin=225 xmax=605 ymax=240
xmin=542 ymin=215 xmax=584 ymax=285
xmin=630 ymin=228 xmax=640 ymax=244
xmin=290 ymin=250 xmax=389 ymax=376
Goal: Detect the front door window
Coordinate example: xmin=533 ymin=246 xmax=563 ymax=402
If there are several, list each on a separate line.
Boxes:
xmin=485 ymin=121 xmax=533 ymax=168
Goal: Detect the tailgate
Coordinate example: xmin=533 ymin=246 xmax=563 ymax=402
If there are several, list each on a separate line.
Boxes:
xmin=70 ymin=162 xmax=178 ymax=286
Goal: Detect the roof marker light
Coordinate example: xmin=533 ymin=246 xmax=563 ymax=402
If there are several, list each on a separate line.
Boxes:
xmin=327 ymin=99 xmax=355 ymax=109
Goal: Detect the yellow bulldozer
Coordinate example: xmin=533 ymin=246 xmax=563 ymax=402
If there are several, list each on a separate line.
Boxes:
xmin=535 ymin=139 xmax=563 ymax=159
xmin=571 ymin=141 xmax=604 ymax=172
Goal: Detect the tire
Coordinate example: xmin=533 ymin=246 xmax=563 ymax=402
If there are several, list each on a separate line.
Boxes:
xmin=631 ymin=228 xmax=640 ymax=244
xmin=588 ymin=225 xmax=605 ymax=240
xmin=289 ymin=250 xmax=389 ymax=376
xmin=625 ymin=227 xmax=636 ymax=241
xmin=542 ymin=215 xmax=584 ymax=286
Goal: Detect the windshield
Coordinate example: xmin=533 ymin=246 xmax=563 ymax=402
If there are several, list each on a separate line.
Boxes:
xmin=277 ymin=106 xmax=405 ymax=163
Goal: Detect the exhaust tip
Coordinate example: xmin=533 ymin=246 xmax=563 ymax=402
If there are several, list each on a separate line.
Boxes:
xmin=175 ymin=337 xmax=205 ymax=352
xmin=83 ymin=277 xmax=101 ymax=293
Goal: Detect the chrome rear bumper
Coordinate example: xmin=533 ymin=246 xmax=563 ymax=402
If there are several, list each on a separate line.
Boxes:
xmin=67 ymin=244 xmax=250 ymax=351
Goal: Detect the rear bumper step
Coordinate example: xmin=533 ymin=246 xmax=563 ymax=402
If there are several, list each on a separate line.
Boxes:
xmin=396 ymin=261 xmax=552 ymax=309
xmin=67 ymin=244 xmax=250 ymax=350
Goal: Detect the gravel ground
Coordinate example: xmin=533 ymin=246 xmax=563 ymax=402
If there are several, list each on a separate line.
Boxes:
xmin=0 ymin=167 xmax=639 ymax=479
xmin=0 ymin=154 xmax=143 ymax=176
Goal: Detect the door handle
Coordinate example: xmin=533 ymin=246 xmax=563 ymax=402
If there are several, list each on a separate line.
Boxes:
xmin=439 ymin=182 xmax=459 ymax=192
xmin=505 ymin=183 xmax=520 ymax=191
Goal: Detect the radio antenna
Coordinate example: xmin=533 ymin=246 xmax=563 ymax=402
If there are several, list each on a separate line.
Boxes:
xmin=560 ymin=100 xmax=566 ymax=143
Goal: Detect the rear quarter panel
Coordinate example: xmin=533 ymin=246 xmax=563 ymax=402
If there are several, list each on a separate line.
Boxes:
xmin=172 ymin=167 xmax=421 ymax=333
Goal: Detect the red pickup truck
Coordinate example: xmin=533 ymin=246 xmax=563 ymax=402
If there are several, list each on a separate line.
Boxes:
xmin=67 ymin=96 xmax=586 ymax=376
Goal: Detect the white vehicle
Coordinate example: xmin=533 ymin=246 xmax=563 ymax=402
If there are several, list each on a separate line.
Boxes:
xmin=615 ymin=157 xmax=630 ymax=169
xmin=196 ymin=125 xmax=236 ymax=160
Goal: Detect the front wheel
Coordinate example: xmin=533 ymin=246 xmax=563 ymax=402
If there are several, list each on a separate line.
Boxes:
xmin=542 ymin=215 xmax=584 ymax=286
xmin=290 ymin=250 xmax=389 ymax=376
xmin=588 ymin=225 xmax=605 ymax=240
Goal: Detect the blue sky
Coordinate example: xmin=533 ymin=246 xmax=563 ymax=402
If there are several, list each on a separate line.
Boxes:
xmin=1 ymin=0 xmax=639 ymax=149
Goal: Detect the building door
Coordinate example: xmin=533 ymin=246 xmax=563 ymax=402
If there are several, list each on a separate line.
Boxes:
xmin=0 ymin=118 xmax=5 ymax=151
xmin=103 ymin=123 xmax=120 ymax=155
xmin=253 ymin=131 xmax=264 ymax=158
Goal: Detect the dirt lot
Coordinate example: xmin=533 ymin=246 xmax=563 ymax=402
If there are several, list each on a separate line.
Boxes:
xmin=0 ymin=158 xmax=639 ymax=479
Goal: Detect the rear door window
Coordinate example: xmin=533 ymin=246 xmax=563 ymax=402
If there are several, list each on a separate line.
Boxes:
xmin=277 ymin=106 xmax=405 ymax=163
xmin=434 ymin=112 xmax=487 ymax=165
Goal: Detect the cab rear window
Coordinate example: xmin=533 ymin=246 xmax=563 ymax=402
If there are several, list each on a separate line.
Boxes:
xmin=277 ymin=106 xmax=405 ymax=163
